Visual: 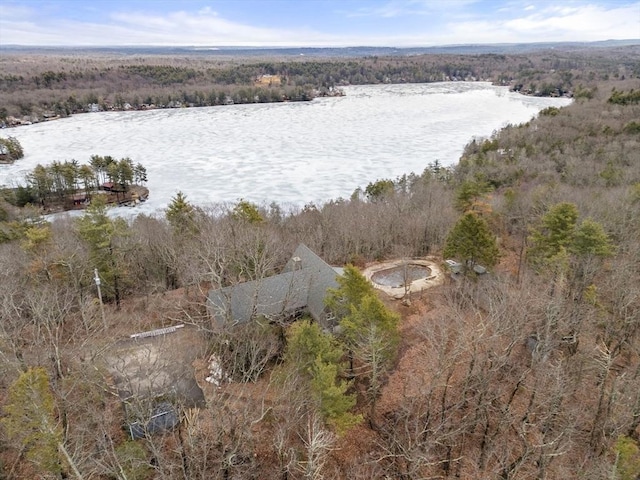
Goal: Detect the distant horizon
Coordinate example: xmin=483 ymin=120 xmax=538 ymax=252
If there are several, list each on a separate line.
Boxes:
xmin=1 ymin=1 xmax=638 ymax=48
xmin=1 ymin=39 xmax=638 ymax=53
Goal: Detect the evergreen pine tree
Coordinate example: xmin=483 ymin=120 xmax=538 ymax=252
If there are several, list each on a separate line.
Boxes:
xmin=443 ymin=211 xmax=499 ymax=272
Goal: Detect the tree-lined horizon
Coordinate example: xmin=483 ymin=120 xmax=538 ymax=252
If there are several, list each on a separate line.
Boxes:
xmin=4 ymin=43 xmax=637 ymax=126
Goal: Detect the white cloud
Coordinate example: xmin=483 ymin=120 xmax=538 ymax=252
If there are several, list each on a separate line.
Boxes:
xmin=1 ymin=5 xmax=331 ymax=46
xmin=345 ymin=0 xmax=480 ymax=18
xmin=196 ymin=7 xmax=218 ymax=17
xmin=438 ymin=3 xmax=640 ymax=44
xmin=0 ymin=1 xmax=638 ymax=46
xmin=0 ymin=4 xmax=34 ymax=19
xmin=506 ymin=4 xmax=639 ymax=41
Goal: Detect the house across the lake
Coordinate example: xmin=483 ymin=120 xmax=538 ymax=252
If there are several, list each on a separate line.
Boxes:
xmin=207 ymin=244 xmax=342 ymax=330
xmin=72 ymin=192 xmax=88 ymax=205
xmin=256 ymin=74 xmax=282 ymax=86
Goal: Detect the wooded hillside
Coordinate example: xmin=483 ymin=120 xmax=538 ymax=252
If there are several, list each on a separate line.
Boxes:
xmin=1 ymin=46 xmax=639 ymax=479
xmin=2 ymin=45 xmax=638 ymax=125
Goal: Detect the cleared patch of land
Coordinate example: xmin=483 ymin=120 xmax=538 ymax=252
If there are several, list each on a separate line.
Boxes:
xmin=102 ymin=324 xmax=207 ymax=407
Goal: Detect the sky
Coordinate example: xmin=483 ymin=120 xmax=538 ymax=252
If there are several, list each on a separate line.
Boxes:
xmin=0 ymin=0 xmax=638 ymax=47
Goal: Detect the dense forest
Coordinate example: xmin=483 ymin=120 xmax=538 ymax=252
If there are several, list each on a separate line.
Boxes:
xmin=2 ymin=44 xmax=639 ymax=125
xmin=1 ymin=45 xmax=640 ymax=479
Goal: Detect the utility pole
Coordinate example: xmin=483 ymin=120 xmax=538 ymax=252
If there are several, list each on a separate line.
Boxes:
xmin=94 ymin=268 xmax=107 ymax=329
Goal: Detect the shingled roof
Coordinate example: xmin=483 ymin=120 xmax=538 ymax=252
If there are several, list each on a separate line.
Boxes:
xmin=208 ymin=244 xmax=340 ymax=329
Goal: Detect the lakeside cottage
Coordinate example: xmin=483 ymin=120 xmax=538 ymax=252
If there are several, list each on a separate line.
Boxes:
xmin=71 ymin=192 xmax=88 ymax=205
xmin=256 ymin=74 xmax=282 ymax=86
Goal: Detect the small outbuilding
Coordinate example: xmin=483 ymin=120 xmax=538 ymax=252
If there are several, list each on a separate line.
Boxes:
xmin=71 ymin=193 xmax=88 ymax=205
xmin=128 ymin=402 xmax=179 ymax=439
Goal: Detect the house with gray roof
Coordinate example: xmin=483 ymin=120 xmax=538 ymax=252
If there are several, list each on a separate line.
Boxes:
xmin=207 ymin=244 xmax=341 ymax=329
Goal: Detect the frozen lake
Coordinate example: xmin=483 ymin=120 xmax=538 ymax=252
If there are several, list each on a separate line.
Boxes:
xmin=0 ymin=82 xmax=571 ymax=215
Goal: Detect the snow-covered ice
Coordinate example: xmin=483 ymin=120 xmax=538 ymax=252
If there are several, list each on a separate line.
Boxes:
xmin=0 ymin=82 xmax=571 ymax=216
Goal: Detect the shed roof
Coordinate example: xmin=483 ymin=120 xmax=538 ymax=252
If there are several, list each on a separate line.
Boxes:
xmin=128 ymin=402 xmax=179 ymax=439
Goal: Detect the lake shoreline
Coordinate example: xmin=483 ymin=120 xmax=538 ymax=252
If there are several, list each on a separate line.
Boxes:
xmin=0 ymin=81 xmax=569 ymax=130
xmin=1 ymin=89 xmax=347 ymax=129
xmin=0 ymin=83 xmax=573 ymax=214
